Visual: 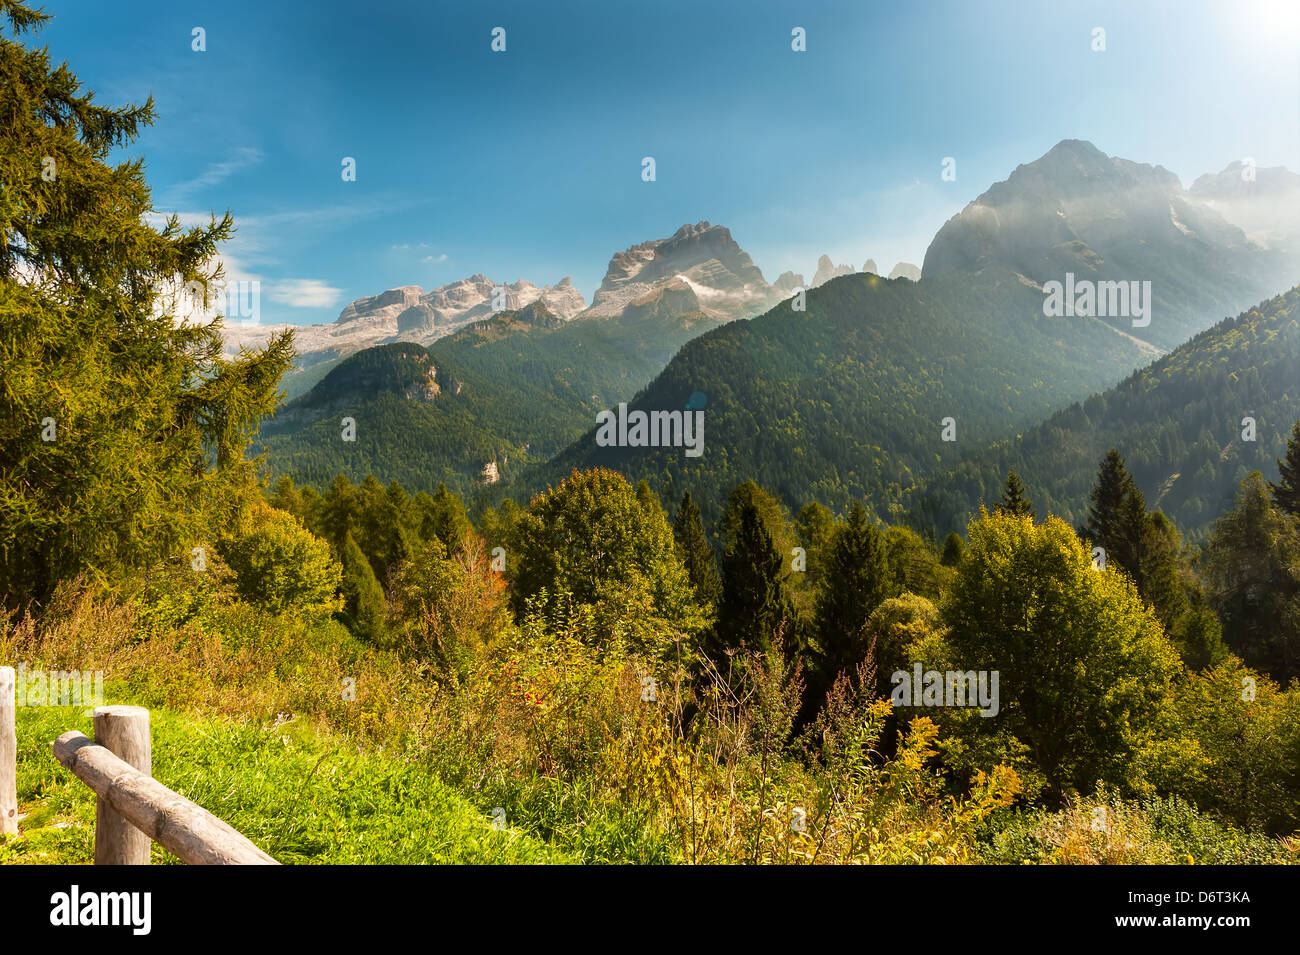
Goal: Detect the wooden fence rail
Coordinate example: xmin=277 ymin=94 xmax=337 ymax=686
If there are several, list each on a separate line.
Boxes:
xmin=1 ymin=667 xmax=17 ymax=837
xmin=0 ymin=682 xmax=278 ymax=864
xmin=52 ymin=705 xmax=280 ymax=865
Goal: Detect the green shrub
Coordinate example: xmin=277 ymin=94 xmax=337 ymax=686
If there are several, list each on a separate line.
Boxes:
xmin=217 ymin=508 xmax=341 ymax=620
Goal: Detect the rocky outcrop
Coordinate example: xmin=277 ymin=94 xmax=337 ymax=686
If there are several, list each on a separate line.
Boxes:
xmin=396 ymin=303 xmax=439 ymax=334
xmin=540 ymin=276 xmax=586 ymax=318
xmin=618 ymin=278 xmax=703 ymax=324
xmin=335 ymin=286 xmax=423 ymax=324
xmin=583 ymin=221 xmax=777 ymax=322
xmin=888 ymin=262 xmax=922 ymax=281
xmin=812 ymin=255 xmax=854 ymax=287
xmin=419 ymin=275 xmax=585 ymax=327
xmin=773 ymin=271 xmax=805 ymax=292
xmin=403 ymin=364 xmax=441 ymax=401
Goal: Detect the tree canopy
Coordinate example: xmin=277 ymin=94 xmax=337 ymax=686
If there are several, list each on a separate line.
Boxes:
xmin=0 ymin=0 xmax=292 ymax=606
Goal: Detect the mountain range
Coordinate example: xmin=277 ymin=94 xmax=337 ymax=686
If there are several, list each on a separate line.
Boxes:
xmin=235 ymin=221 xmax=785 ymax=399
xmin=248 ymin=140 xmax=1300 ymax=535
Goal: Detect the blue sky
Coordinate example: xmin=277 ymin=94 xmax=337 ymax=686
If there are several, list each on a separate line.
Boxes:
xmin=34 ymin=0 xmax=1300 ymax=324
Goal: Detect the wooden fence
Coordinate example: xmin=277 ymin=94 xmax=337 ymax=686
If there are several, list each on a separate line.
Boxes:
xmin=1 ymin=667 xmax=278 ymax=865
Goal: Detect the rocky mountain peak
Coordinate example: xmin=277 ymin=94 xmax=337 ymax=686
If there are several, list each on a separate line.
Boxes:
xmin=583 ymin=221 xmax=776 ymax=321
xmin=773 ymin=271 xmax=805 ymax=292
xmin=222 ymin=272 xmax=586 ymax=395
xmin=1189 ymin=162 xmax=1300 ymax=252
xmin=812 ymin=255 xmax=855 ymax=287
xmin=335 ymin=285 xmax=423 ymax=324
xmin=984 ymin=139 xmax=1181 ymax=207
xmin=921 ymin=140 xmax=1296 ymax=349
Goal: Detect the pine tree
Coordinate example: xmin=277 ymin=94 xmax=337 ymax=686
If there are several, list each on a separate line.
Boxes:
xmin=1270 ymin=419 xmax=1300 ymax=517
xmin=1170 ymin=589 xmax=1228 ymax=671
xmin=813 ymin=502 xmax=897 ymax=684
xmin=794 ymin=501 xmax=836 ymax=589
xmin=1083 ymin=450 xmax=1131 ymax=555
xmin=268 ymin=475 xmax=304 ymax=519
xmin=339 ymin=531 xmax=387 ymax=641
xmin=997 ymin=469 xmax=1035 ymax=519
xmin=1084 ymin=450 xmax=1146 ymax=577
xmin=321 ymin=474 xmax=360 ymax=552
xmin=716 ymin=491 xmax=790 ymax=659
xmin=416 ymin=483 xmax=471 ymax=553
xmin=383 ymin=480 xmax=418 ymax=568
xmin=0 ymin=2 xmax=293 ymax=606
xmin=673 ymin=491 xmax=721 ymax=607
xmin=1139 ymin=511 xmax=1190 ymax=630
xmin=1114 ymin=486 xmax=1149 ymax=587
xmin=1080 ymin=448 xmax=1198 ymax=630
xmin=1205 ymin=472 xmax=1300 ymax=682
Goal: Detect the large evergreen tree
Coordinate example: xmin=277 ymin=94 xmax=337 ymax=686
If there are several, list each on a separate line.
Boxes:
xmin=940 ymin=531 xmax=966 ymax=567
xmin=1083 ymin=450 xmax=1145 ymax=573
xmin=673 ymin=490 xmax=721 ymax=608
xmin=339 ymin=530 xmax=387 ymax=641
xmin=0 ymin=1 xmax=293 ymax=607
xmin=414 ymin=483 xmax=471 ymax=553
xmin=1081 ymin=449 xmax=1188 ymax=629
xmin=321 ymin=474 xmax=360 ymax=552
xmin=793 ymin=500 xmax=836 ymax=590
xmin=714 ymin=483 xmax=792 ymax=660
xmin=1139 ymin=511 xmax=1190 ymax=632
xmin=813 ymin=502 xmax=897 ymax=685
xmin=1204 ymin=472 xmax=1300 ymax=682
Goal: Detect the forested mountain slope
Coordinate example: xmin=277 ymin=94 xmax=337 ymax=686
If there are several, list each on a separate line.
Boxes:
xmin=256 ymin=298 xmax=723 ymax=494
xmin=533 ymin=269 xmax=1159 ymax=518
xmin=908 ymin=286 xmax=1300 ymax=541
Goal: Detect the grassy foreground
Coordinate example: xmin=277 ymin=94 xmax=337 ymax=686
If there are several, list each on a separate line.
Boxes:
xmin=1 ymin=703 xmax=567 ymax=865
xmin=2 ymin=582 xmax=1296 ymax=865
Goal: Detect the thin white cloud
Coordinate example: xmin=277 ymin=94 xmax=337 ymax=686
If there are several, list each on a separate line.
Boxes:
xmin=163 ymin=147 xmax=264 ymax=203
xmin=422 ymin=253 xmax=448 ymax=263
xmin=194 ymin=147 xmax=264 ymax=187
xmin=143 ymin=196 xmax=419 ymax=321
xmin=267 ymin=278 xmax=343 ymax=309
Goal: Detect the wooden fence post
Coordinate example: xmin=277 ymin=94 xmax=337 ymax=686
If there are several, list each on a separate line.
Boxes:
xmin=92 ymin=705 xmax=151 ymax=865
xmin=1 ymin=667 xmax=16 ymax=836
